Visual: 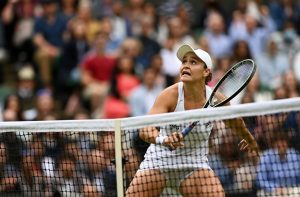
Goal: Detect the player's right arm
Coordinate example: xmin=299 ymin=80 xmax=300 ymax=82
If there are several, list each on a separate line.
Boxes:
xmin=139 ymin=88 xmax=173 ymax=144
xmin=139 ymin=85 xmax=184 ymax=149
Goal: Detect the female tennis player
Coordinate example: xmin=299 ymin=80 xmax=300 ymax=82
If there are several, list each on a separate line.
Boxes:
xmin=126 ymin=44 xmax=259 ymax=197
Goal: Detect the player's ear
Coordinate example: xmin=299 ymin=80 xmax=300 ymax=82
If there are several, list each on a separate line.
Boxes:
xmin=204 ymin=69 xmax=212 ymax=84
xmin=203 ymin=68 xmax=211 ymax=78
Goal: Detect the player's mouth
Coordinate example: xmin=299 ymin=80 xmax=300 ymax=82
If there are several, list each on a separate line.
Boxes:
xmin=181 ymin=70 xmax=191 ymax=76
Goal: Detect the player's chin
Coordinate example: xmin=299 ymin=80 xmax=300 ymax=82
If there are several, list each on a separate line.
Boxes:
xmin=180 ymin=75 xmax=192 ymax=82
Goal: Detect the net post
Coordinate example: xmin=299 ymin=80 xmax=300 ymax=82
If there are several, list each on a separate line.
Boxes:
xmin=114 ymin=119 xmax=124 ymax=197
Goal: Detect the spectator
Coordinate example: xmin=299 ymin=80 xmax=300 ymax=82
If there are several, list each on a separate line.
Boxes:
xmin=119 ymin=37 xmax=143 ymax=72
xmin=33 ymin=0 xmax=68 ymax=88
xmin=0 ymin=132 xmax=24 ymax=170
xmin=62 ymin=138 xmax=87 ymax=174
xmin=97 ymin=132 xmax=141 ymax=188
xmin=282 ymin=70 xmax=300 ymax=98
xmin=84 ymin=148 xmax=113 ymax=197
xmin=101 ymin=81 xmax=131 ymax=119
xmin=110 ymin=1 xmax=130 ymax=43
xmin=16 ymin=64 xmax=37 ymax=120
xmin=233 ymin=151 xmax=259 ymax=196
xmin=20 ymin=136 xmax=54 ymax=196
xmin=53 ymin=153 xmax=86 ymax=196
xmin=231 ymin=40 xmax=253 ymax=63
xmin=12 ymin=0 xmax=36 ymax=64
xmin=136 ymin=15 xmax=161 ymax=74
xmin=99 ymin=56 xmax=141 ymax=120
xmin=100 ymin=17 xmax=125 ymax=57
xmin=40 ymin=132 xmax=60 ymax=158
xmin=209 ymin=130 xmax=242 ymax=196
xmin=0 ymin=20 xmax=7 ymax=65
xmin=124 ymin=0 xmax=145 ymax=37
xmin=273 ymin=86 xmax=288 ymax=100
xmin=80 ymin=30 xmax=117 ymax=117
xmin=292 ymin=47 xmax=300 ymax=84
xmin=252 ymin=114 xmax=279 ymax=151
xmin=0 ymin=142 xmax=20 ymax=195
xmin=176 ymin=2 xmax=195 ymax=35
xmin=277 ymin=110 xmax=300 ymax=153
xmin=203 ymin=11 xmax=233 ymax=59
xmin=60 ymin=0 xmax=77 ymax=20
xmin=73 ymin=107 xmax=90 ymax=120
xmin=148 ymin=54 xmax=166 ymax=87
xmin=57 ymin=19 xmax=89 ymax=105
xmin=90 ymin=0 xmax=114 ymax=20
xmin=193 ymin=0 xmax=228 ymax=32
xmin=129 ymin=67 xmax=163 ymax=117
xmin=268 ymin=0 xmax=300 ymax=33
xmin=256 ymin=130 xmax=300 ymax=196
xmin=33 ymin=88 xmax=57 ymax=121
xmin=256 ymin=32 xmax=289 ymax=92
xmin=62 ymin=91 xmax=86 ymax=120
xmin=112 ymin=55 xmax=140 ymax=101
xmin=229 ymin=10 xmax=276 ymax=59
xmin=281 ymin=19 xmax=300 ymax=61
xmin=1 ymin=0 xmax=19 ymax=61
xmin=2 ymin=93 xmax=23 ymax=121
xmin=68 ymin=0 xmax=101 ymax=47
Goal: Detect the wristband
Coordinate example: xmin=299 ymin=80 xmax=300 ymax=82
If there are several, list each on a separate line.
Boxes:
xmin=155 ymin=136 xmax=167 ymax=145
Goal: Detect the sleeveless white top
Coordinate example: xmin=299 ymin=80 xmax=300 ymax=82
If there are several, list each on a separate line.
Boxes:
xmin=139 ymin=82 xmax=213 ymax=170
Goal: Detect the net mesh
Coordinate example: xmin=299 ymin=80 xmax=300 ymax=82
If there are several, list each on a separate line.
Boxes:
xmin=1 ymin=98 xmax=300 ymax=197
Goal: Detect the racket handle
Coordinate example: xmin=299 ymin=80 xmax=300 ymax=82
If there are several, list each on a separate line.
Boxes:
xmin=181 ymin=122 xmax=197 ymax=137
xmin=169 ymin=121 xmax=198 ymax=151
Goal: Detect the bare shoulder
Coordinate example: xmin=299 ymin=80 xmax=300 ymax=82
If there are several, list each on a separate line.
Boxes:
xmin=161 ymin=83 xmax=179 ymax=98
xmin=149 ymin=83 xmax=179 ymax=114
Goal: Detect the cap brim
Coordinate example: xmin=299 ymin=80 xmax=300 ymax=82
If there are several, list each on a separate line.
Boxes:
xmin=176 ymin=44 xmax=195 ymax=61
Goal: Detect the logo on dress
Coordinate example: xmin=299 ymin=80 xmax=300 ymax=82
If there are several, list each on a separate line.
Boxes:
xmin=169 ymin=124 xmax=180 ymax=130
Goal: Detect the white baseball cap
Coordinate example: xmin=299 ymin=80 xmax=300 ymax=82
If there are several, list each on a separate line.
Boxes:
xmin=176 ymin=44 xmax=212 ymax=69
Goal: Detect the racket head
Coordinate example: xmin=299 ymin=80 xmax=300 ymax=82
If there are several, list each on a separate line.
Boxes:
xmin=207 ymin=59 xmax=256 ymax=107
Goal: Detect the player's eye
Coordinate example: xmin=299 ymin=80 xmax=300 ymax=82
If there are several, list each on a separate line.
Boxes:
xmin=182 ymin=60 xmax=187 ymax=64
xmin=191 ymin=60 xmax=197 ymax=65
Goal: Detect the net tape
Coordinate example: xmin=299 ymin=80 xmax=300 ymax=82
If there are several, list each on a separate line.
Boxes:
xmin=1 ymin=97 xmax=300 ymax=132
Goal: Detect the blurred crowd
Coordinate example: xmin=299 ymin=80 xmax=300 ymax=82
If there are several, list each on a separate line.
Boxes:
xmin=209 ymin=110 xmax=300 ymax=197
xmin=0 ymin=0 xmax=300 ymax=121
xmin=0 ymin=127 xmax=142 ymax=196
xmin=1 ymin=0 xmax=300 ymax=196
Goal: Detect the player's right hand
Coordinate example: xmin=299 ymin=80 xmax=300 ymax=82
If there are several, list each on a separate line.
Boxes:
xmin=164 ymin=131 xmax=184 ymax=150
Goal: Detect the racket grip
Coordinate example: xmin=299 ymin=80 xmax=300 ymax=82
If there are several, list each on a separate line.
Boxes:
xmin=169 ymin=122 xmax=197 ymax=151
xmin=181 ymin=122 xmax=197 ymax=137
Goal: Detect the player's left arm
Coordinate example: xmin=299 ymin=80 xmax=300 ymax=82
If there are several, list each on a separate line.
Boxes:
xmin=215 ymin=93 xmax=259 ymax=154
xmin=224 ymin=118 xmax=259 ymax=154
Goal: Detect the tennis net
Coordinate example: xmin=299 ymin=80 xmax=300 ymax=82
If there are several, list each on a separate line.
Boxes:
xmin=0 ymin=98 xmax=300 ymax=197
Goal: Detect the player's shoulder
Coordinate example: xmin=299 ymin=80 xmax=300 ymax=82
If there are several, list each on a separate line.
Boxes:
xmin=159 ymin=83 xmax=179 ymax=98
xmin=158 ymin=83 xmax=178 ymax=106
xmin=153 ymin=83 xmax=179 ymax=110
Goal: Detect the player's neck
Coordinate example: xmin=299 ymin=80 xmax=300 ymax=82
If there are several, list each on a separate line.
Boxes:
xmin=183 ymin=82 xmax=206 ymax=102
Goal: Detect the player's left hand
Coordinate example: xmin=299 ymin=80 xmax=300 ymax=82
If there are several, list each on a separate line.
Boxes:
xmin=238 ymin=138 xmax=260 ymax=155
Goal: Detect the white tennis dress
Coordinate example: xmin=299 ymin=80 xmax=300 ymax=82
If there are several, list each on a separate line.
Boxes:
xmin=139 ymin=82 xmax=213 ymax=171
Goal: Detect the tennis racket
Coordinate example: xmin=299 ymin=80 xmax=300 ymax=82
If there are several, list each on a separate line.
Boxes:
xmin=181 ymin=59 xmax=257 ymax=137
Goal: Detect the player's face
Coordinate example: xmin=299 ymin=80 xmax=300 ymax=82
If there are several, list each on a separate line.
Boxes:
xmin=180 ymin=52 xmax=209 ymax=83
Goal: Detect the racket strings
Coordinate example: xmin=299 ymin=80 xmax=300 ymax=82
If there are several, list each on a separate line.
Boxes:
xmin=212 ymin=61 xmax=254 ymax=105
